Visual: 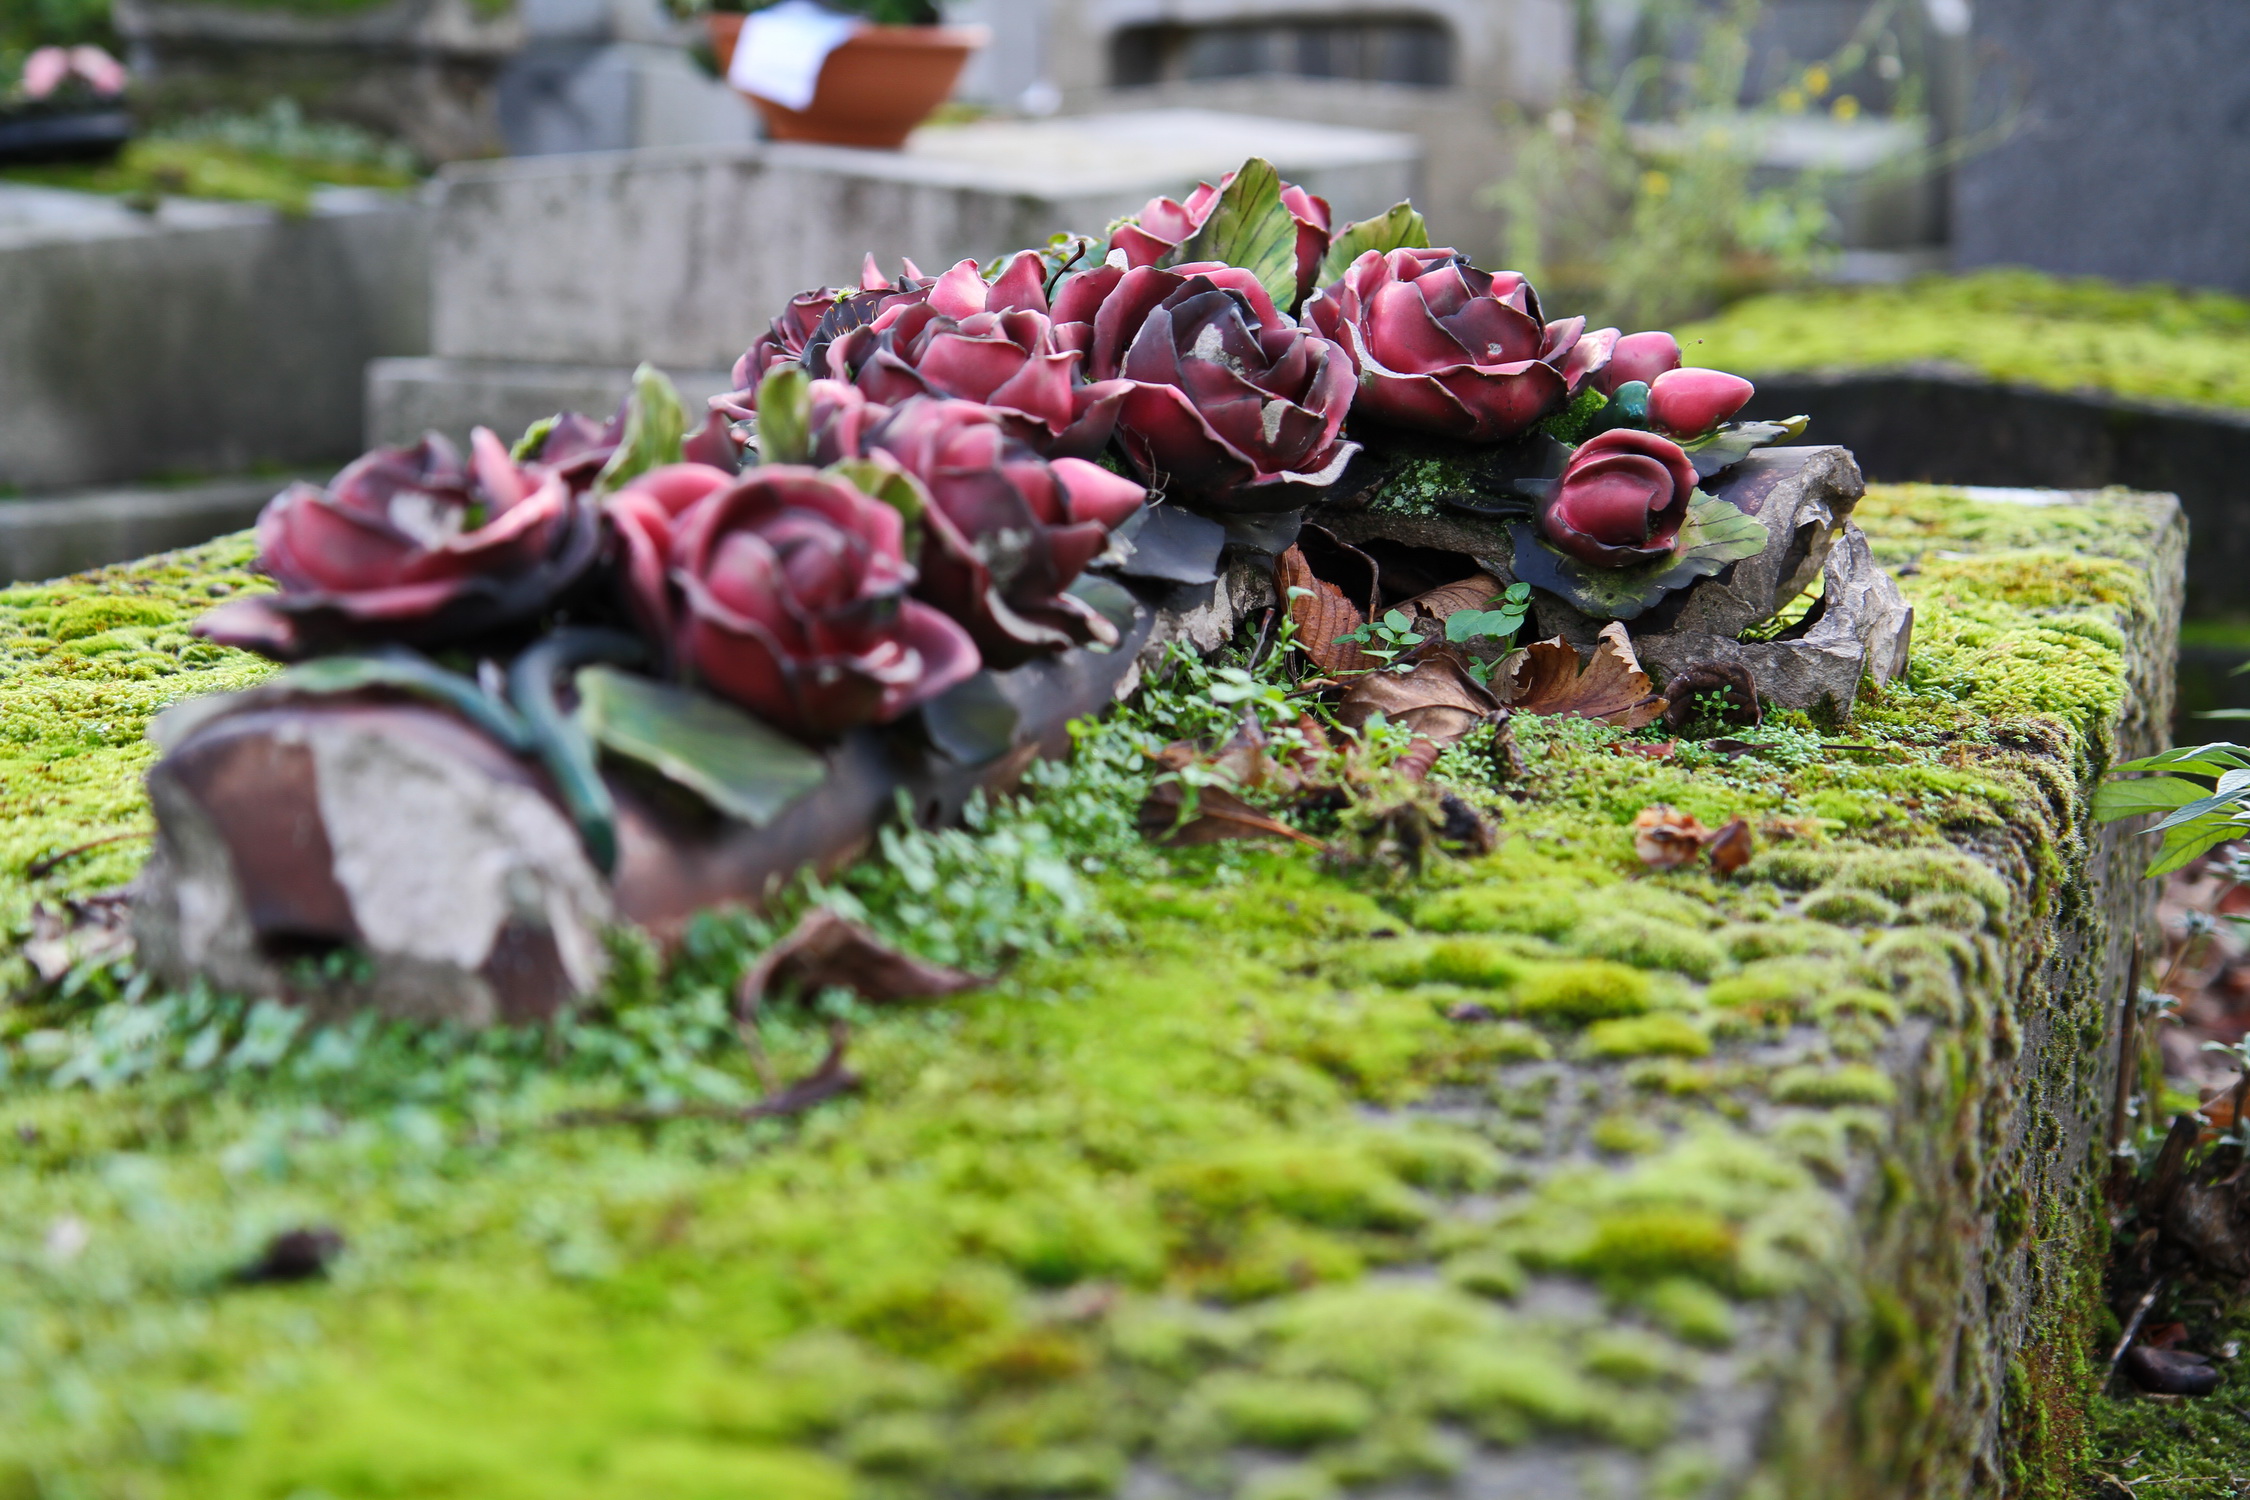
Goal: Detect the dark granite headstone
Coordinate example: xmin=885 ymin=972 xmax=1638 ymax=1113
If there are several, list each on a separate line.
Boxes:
xmin=1955 ymin=0 xmax=2250 ymax=293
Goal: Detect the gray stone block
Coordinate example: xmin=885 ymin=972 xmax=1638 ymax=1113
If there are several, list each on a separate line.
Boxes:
xmin=425 ymin=109 xmax=1420 ymax=370
xmin=0 ymin=474 xmax=300 ymax=584
xmin=366 ymin=356 xmax=737 ymax=449
xmin=1955 ymin=0 xmax=2250 ymax=294
xmin=0 ymin=185 xmax=429 ymax=491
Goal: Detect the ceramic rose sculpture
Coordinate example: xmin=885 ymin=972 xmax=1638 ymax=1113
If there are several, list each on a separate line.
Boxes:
xmin=176 ymin=155 xmax=1811 ymax=886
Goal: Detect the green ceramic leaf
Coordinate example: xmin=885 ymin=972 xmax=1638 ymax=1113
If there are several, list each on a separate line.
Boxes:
xmin=575 ymin=666 xmax=827 ymax=827
xmin=1174 ymin=157 xmax=1299 ymax=311
xmin=1508 ymin=491 xmax=1771 ymax=621
xmin=1066 ymin=574 xmax=1139 ymax=638
xmin=755 ymin=365 xmax=812 ymax=465
xmin=1314 ymin=201 xmax=1430 ymax=288
xmin=511 ymin=629 xmax=646 ymax=875
xmin=921 ymin=671 xmax=1019 ymax=766
xmin=1678 ymin=415 xmax=1811 ymax=479
xmin=510 ymin=414 xmax=560 ymax=464
xmin=594 ymin=364 xmax=687 ymax=493
xmin=149 ymin=651 xmax=533 ymax=755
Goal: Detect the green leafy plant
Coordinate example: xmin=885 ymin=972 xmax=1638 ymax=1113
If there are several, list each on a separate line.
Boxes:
xmin=2095 ymin=742 xmax=2250 ymax=876
xmin=1443 ymin=582 xmax=1533 ymax=651
xmin=1335 ymin=609 xmax=1427 ymax=675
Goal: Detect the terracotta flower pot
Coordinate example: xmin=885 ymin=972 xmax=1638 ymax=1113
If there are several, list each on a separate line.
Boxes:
xmin=708 ymin=13 xmax=987 ymax=150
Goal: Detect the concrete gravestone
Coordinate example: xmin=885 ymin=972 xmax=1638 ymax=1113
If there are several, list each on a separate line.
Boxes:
xmin=366 ymin=108 xmax=1420 ymax=447
xmin=1953 ymin=0 xmax=2250 ymax=295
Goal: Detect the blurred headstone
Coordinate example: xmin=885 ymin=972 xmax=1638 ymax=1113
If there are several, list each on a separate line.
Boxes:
xmin=1954 ymin=0 xmax=2250 ymax=294
xmin=496 ymin=0 xmax=756 ymax=155
xmin=368 ymin=108 xmax=1419 ymax=446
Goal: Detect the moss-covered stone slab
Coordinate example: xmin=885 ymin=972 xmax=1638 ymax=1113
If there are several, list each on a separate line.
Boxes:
xmin=0 ymin=482 xmax=2182 ymax=1498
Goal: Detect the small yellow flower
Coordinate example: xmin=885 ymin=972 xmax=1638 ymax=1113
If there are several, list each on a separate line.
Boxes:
xmin=1641 ymin=170 xmax=1672 ymax=199
xmin=1832 ymin=94 xmax=1861 ymax=122
xmin=1778 ymin=88 xmax=1807 ymax=115
xmin=1803 ymin=63 xmax=1831 ymax=97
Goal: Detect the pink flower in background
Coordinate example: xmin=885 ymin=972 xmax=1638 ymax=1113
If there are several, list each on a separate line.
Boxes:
xmin=20 ymin=45 xmax=127 ymax=99
xmin=20 ymin=48 xmax=69 ymax=99
xmin=194 ymin=431 xmax=602 ymax=659
xmin=1538 ymin=428 xmax=1700 ymax=569
xmin=67 ymin=46 xmax=126 ymax=95
xmin=1304 ymin=248 xmax=1617 ymax=442
xmin=646 ymin=467 xmax=979 ymax=738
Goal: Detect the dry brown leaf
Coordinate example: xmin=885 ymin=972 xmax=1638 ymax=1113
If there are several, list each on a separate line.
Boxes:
xmin=1275 ymin=545 xmax=1380 ymax=676
xmin=1139 ymin=780 xmax=1325 ymax=848
xmin=1494 ymin=622 xmax=1668 ymax=729
xmin=1336 ymin=649 xmax=1499 ymax=741
xmin=1633 ymin=804 xmax=1709 ymax=869
xmin=739 ymin=907 xmax=981 ymax=1010
xmin=1702 ymin=816 xmax=1755 ymax=874
xmin=1398 ymin=571 xmax=1507 ymax=626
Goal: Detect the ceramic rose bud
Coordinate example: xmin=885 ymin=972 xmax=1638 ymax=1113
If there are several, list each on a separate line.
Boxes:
xmin=625 ymin=466 xmax=978 ymax=739
xmin=828 ymin=394 xmax=1147 ymax=667
xmin=1109 ymin=168 xmax=1333 ymax=307
xmin=194 ymin=430 xmax=602 ymax=660
xmin=1304 ymin=248 xmax=1617 ymax=442
xmin=1648 ymin=368 xmax=1755 ymax=437
xmin=1594 ymin=331 xmax=1682 ymax=396
xmin=1051 ymin=261 xmax=1357 ymax=512
xmin=1538 ymin=428 xmax=1701 ymax=569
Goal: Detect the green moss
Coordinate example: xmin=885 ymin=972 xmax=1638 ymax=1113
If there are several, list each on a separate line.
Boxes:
xmin=1511 ymin=961 xmax=1655 ymax=1025
xmin=1799 ymin=886 xmax=1901 ymax=927
xmin=1633 ymin=1278 xmax=1737 ymax=1349
xmin=1582 ymin=1013 xmax=1713 ymax=1060
xmin=1412 ymin=937 xmax=1531 ymax=988
xmin=1677 ymin=268 xmax=2250 ymax=412
xmin=1769 ymin=1064 xmax=1899 ymax=1109
xmin=1442 ymin=1249 xmax=1524 ymax=1301
xmin=1705 ymin=958 xmax=1844 ymax=1024
xmin=0 ymin=479 xmax=2165 ymax=1496
xmin=1411 ymin=882 xmax=1586 ymax=938
xmin=1570 ymin=915 xmax=1728 ymax=979
xmin=1185 ymin=1373 xmax=1374 ymax=1449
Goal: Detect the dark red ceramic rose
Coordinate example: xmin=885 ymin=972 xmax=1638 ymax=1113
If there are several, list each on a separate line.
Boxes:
xmin=726 ymin=254 xmax=937 ymax=403
xmin=1304 ymin=247 xmax=1618 ymax=442
xmin=1050 ymin=261 xmax=1357 ymax=511
xmin=1109 ymin=168 xmax=1333 ymax=305
xmin=194 ymin=429 xmax=602 ymax=660
xmin=616 ymin=465 xmax=978 ymax=738
xmin=1538 ymin=428 xmax=1701 ymax=568
xmin=824 ymin=254 xmax=1128 ymax=458
xmin=816 ymin=389 xmax=1147 ymax=666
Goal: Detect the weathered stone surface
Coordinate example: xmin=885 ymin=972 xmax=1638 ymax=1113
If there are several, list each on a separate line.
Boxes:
xmin=1632 ymin=522 xmax=1914 ymax=717
xmin=1955 ymin=0 xmax=2250 ymax=296
xmin=0 ymin=185 xmax=427 ymax=490
xmin=133 ymin=607 xmax=1158 ymax=1021
xmin=133 ymin=703 xmax=613 ymax=1026
xmin=421 ymin=110 xmax=1418 ymax=372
